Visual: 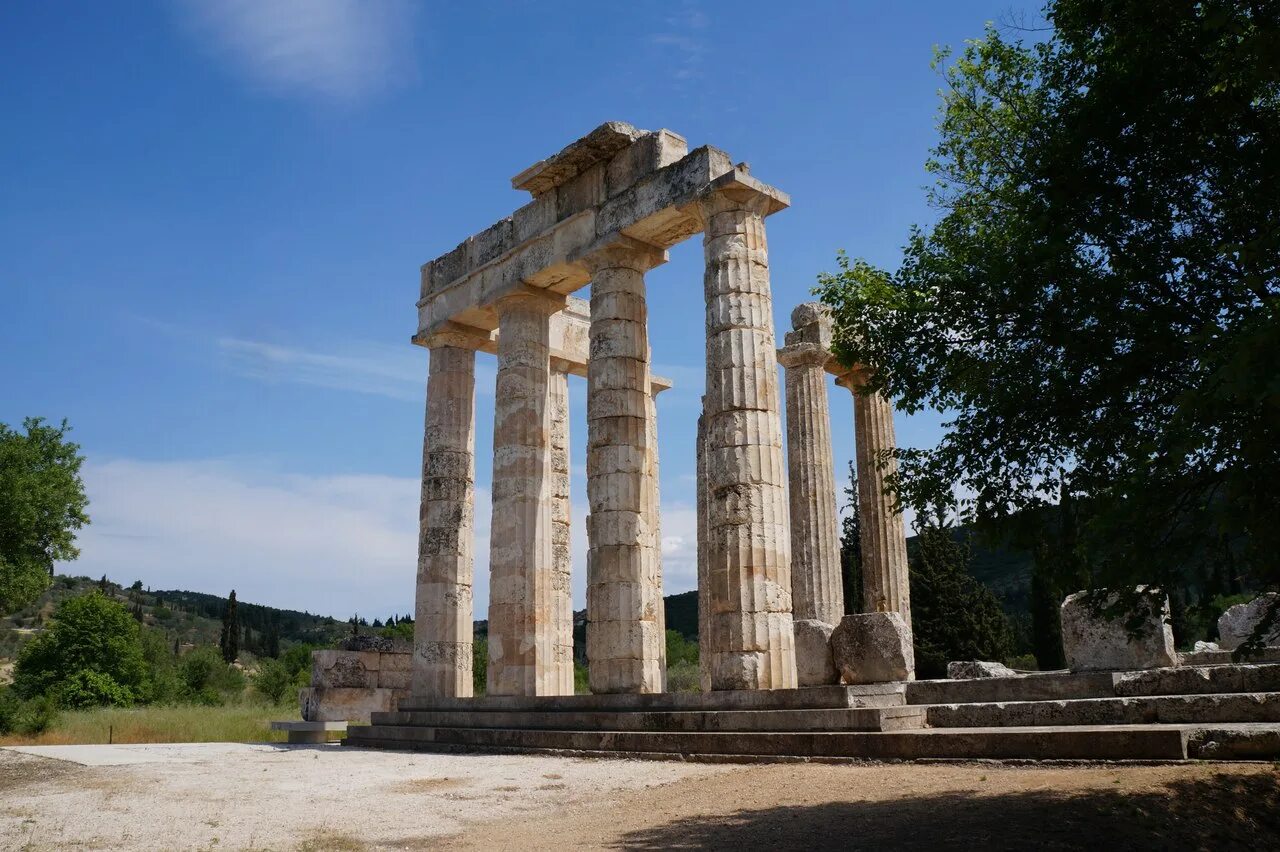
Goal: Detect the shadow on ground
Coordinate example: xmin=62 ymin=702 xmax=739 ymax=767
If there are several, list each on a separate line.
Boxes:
xmin=615 ymin=771 xmax=1280 ymax=851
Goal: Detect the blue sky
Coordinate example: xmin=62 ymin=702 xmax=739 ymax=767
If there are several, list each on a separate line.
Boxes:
xmin=1 ymin=0 xmax=1044 ymax=620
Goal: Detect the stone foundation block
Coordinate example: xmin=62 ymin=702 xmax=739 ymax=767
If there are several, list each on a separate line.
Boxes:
xmin=1218 ymin=593 xmax=1280 ymax=651
xmin=311 ymin=650 xmax=380 ymax=689
xmin=793 ymin=619 xmax=838 ymax=686
xmin=299 ymin=686 xmax=408 ymax=723
xmin=1061 ymin=588 xmax=1177 ymax=672
xmin=830 ymin=612 xmax=914 ymax=684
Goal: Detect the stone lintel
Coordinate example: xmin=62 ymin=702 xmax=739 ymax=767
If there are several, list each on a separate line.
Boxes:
xmin=419 ymin=144 xmax=790 ymax=338
xmin=414 ymin=297 xmax=592 ymax=378
xmin=511 ymin=121 xmax=646 ymax=197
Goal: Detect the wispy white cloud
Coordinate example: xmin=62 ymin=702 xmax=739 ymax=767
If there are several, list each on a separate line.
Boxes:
xmin=173 ymin=0 xmax=418 ymax=102
xmin=217 ymin=337 xmax=426 ymax=401
xmin=649 ymin=1 xmax=709 ymax=82
xmin=64 ymin=457 xmax=697 ymax=621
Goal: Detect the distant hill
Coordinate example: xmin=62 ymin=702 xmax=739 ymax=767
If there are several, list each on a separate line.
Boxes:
xmin=1 ymin=575 xmax=350 ymax=661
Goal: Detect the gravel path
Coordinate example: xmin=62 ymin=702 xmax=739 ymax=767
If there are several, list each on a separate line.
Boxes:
xmin=4 ymin=744 xmax=1278 ymax=850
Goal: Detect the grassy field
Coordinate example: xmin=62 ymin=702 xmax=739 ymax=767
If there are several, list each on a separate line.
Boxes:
xmin=0 ymin=703 xmax=301 ymax=746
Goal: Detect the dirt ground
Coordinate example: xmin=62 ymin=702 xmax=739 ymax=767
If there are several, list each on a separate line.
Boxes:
xmin=3 ymin=744 xmax=1278 ymax=851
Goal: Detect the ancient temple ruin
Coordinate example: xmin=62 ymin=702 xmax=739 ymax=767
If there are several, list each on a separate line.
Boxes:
xmin=408 ymin=121 xmax=910 ymax=698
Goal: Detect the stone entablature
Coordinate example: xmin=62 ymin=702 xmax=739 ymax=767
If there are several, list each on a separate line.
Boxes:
xmin=416 ymin=123 xmax=787 ymax=340
xmin=301 ymin=647 xmax=411 ymax=723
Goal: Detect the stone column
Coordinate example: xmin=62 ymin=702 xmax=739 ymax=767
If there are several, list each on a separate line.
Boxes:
xmin=695 ymin=401 xmax=712 ymax=692
xmin=777 ymin=304 xmax=844 ymax=626
xmin=698 ymin=186 xmax=797 ymax=691
xmin=584 ymin=241 xmax=665 ymax=694
xmin=413 ymin=333 xmax=479 ymax=699
xmin=647 ymin=378 xmax=669 ymax=690
xmin=835 ymin=371 xmax=911 ymax=624
xmin=548 ymin=363 xmax=575 ymax=694
xmin=487 ymin=289 xmax=566 ymax=696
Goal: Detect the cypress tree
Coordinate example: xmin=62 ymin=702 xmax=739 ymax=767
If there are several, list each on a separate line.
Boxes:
xmin=839 ymin=461 xmax=863 ymax=615
xmin=219 ymin=590 xmax=239 ymax=663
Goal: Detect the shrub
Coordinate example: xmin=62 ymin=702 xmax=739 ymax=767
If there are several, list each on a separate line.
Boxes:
xmin=178 ymin=646 xmax=246 ymax=705
xmin=252 ymin=659 xmax=293 ymax=705
xmin=0 ymin=688 xmax=18 ymax=734
xmin=57 ymin=670 xmax=133 ymax=709
xmin=666 ymin=660 xmax=701 ymax=693
xmin=280 ymin=643 xmax=316 ymax=680
xmin=12 ymin=591 xmax=146 ymax=706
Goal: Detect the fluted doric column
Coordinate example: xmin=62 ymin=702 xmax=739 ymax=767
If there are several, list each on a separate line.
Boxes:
xmin=647 ymin=377 xmax=669 ymax=690
xmin=413 ymin=331 xmax=480 ymax=699
xmin=584 ymin=241 xmax=666 ymax=694
xmin=698 ymin=185 xmax=797 ymax=691
xmin=777 ymin=303 xmax=844 ymax=626
xmin=548 ymin=363 xmax=575 ymax=694
xmin=695 ymin=400 xmax=712 ymax=692
xmin=835 ymin=370 xmax=911 ymax=625
xmin=487 ymin=289 xmax=567 ymax=696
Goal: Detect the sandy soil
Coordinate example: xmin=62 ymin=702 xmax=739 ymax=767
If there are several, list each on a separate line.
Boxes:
xmin=3 ymin=745 xmax=1278 ymax=851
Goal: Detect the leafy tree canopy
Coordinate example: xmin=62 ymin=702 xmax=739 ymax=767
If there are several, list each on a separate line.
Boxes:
xmin=0 ymin=418 xmax=89 ymax=613
xmin=817 ymin=0 xmax=1280 ymax=595
xmin=12 ymin=591 xmax=147 ymax=707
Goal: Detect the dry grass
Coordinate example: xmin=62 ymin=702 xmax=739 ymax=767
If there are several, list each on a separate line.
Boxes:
xmin=0 ymin=703 xmax=299 ymax=746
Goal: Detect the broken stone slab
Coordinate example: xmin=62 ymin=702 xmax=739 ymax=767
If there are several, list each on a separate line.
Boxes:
xmin=1060 ymin=588 xmax=1177 ymax=672
xmin=300 ymin=687 xmax=407 ymax=723
xmin=830 ymin=612 xmax=915 ymax=684
xmin=793 ymin=619 xmax=838 ymax=687
xmin=1217 ymin=593 xmax=1280 ymax=651
xmin=270 ymin=720 xmax=347 ymax=744
xmin=946 ymin=660 xmax=1019 ymax=680
xmin=1194 ymin=640 xmax=1221 ymax=653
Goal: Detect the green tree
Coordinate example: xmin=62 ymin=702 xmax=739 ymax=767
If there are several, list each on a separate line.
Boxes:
xmin=0 ymin=418 xmax=89 ymax=613
xmin=178 ymin=646 xmax=246 ymax=705
xmin=12 ymin=591 xmax=147 ymax=707
xmin=252 ymin=659 xmax=294 ymax=704
xmin=909 ymin=519 xmax=1014 ymax=678
xmin=839 ymin=462 xmax=863 ymax=615
xmin=220 ymin=590 xmax=239 ymax=663
xmin=816 ymin=2 xmax=1280 ymax=606
xmin=472 ymin=637 xmax=488 ymax=696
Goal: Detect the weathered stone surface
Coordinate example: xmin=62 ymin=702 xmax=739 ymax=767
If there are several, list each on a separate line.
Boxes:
xmin=1218 ymin=593 xmax=1280 ymax=651
xmin=342 ymin=635 xmax=410 ymax=654
xmin=1060 ymin=588 xmax=1177 ymax=672
xmin=793 ymin=619 xmax=838 ymax=686
xmin=312 ymin=650 xmax=379 ymax=689
xmin=834 ymin=373 xmax=911 ymax=624
xmin=300 ymin=686 xmax=406 ymax=723
xmin=778 ymin=304 xmax=843 ymax=626
xmin=698 ymin=183 xmax=796 ymax=691
xmin=1194 ymin=640 xmax=1221 ymax=652
xmin=831 ymin=612 xmax=915 ymax=684
xmin=947 ymin=660 xmax=1019 ymax=680
xmin=1114 ymin=662 xmax=1280 ymax=697
xmin=487 ymin=290 xmax=566 ymax=696
xmin=413 ymin=338 xmax=476 ymax=699
xmin=548 ymin=367 xmax=575 ymax=694
xmin=584 ymin=243 xmax=664 ymax=694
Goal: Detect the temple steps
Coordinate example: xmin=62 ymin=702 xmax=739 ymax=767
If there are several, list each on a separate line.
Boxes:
xmin=377 ymin=705 xmax=927 ymax=733
xmin=922 ymin=692 xmax=1280 ymax=728
xmin=343 ymin=664 xmax=1280 ymax=762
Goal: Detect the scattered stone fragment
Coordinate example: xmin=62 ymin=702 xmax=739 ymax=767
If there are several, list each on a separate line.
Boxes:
xmin=1217 ymin=593 xmax=1280 ymax=651
xmin=947 ymin=660 xmax=1018 ymax=679
xmin=830 ymin=612 xmax=915 ymax=684
xmin=793 ymin=619 xmax=838 ymax=686
xmin=1060 ymin=588 xmax=1177 ymax=672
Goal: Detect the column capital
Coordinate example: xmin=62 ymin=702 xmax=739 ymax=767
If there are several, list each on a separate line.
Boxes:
xmin=833 ymin=365 xmax=874 ymax=393
xmin=777 ymin=342 xmax=831 ymax=370
xmin=576 ymin=236 xmax=668 ymax=275
xmin=695 ymin=167 xmax=791 ymax=221
xmin=493 ymin=284 xmax=568 ymax=317
xmin=416 ymin=321 xmax=493 ymax=351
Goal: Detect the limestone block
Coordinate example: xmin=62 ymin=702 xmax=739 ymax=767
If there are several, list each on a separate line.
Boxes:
xmin=311 ymin=650 xmax=379 ymax=689
xmin=1060 ymin=588 xmax=1177 ymax=672
xmin=946 ymin=660 xmax=1018 ymax=679
xmin=830 ymin=612 xmax=915 ymax=684
xmin=299 ymin=686 xmax=407 ymax=723
xmin=1218 ymin=593 xmax=1280 ymax=651
xmin=793 ymin=619 xmax=838 ymax=686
